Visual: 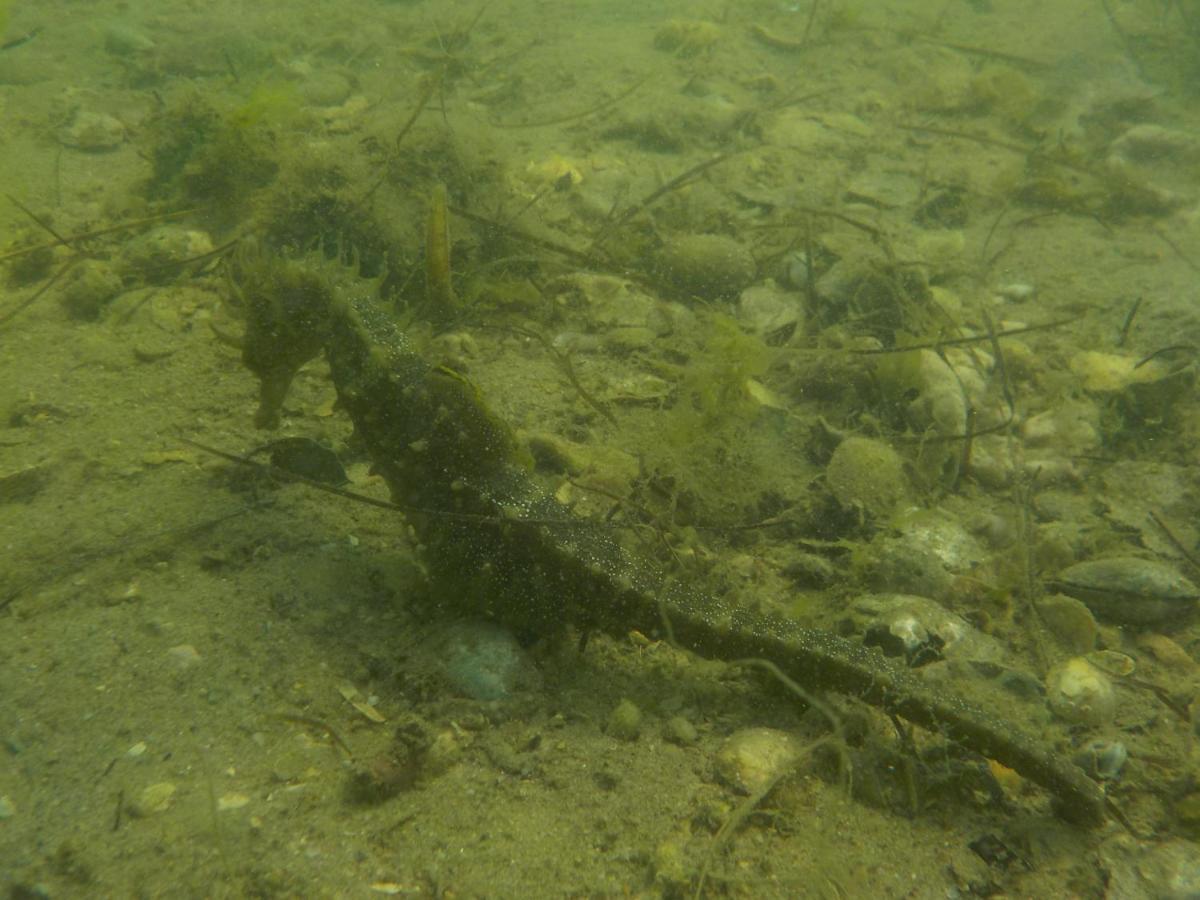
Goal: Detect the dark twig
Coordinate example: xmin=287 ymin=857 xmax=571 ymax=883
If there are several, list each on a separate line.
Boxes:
xmin=1116 ymin=296 xmax=1142 ymax=348
xmin=1149 ymin=509 xmax=1200 ymax=577
xmin=981 ymin=309 xmax=1015 ymax=415
xmin=492 ymin=74 xmax=649 ymax=128
xmin=591 ymin=153 xmax=734 ymax=251
xmin=853 ymin=316 xmax=1079 ymax=354
xmin=0 ymin=207 xmax=195 ymax=262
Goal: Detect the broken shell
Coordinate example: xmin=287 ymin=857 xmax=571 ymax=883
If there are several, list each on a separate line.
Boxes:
xmin=1051 ymin=557 xmax=1200 ymax=625
xmin=129 ymin=782 xmax=177 ymax=817
xmin=1046 ymin=657 xmax=1116 ymax=726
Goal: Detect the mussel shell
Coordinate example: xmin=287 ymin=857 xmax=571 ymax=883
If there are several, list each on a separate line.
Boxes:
xmin=1051 ymin=557 xmax=1200 ymax=625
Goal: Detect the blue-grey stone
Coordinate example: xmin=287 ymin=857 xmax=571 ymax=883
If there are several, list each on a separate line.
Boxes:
xmin=437 ymin=620 xmax=537 ymax=701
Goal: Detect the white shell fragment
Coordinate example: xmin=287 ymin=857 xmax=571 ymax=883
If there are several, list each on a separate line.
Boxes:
xmin=995 ymin=282 xmax=1036 ymax=302
xmin=129 ymin=782 xmax=177 ymax=817
xmin=217 ymin=792 xmax=250 ymax=811
xmin=1052 ymin=557 xmax=1200 ymax=625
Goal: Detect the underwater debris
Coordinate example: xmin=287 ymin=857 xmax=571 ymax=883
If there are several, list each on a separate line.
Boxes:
xmin=424 ymin=183 xmax=459 ymax=319
xmin=248 ymin=437 xmax=348 ymax=486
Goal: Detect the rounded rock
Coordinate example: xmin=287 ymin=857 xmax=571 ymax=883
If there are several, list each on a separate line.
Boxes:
xmin=826 ymin=436 xmax=908 ymax=522
xmin=607 ymin=699 xmax=642 ymax=742
xmin=60 ymin=260 xmax=124 ymax=320
xmin=714 ymin=727 xmax=803 ymax=794
xmin=1045 ymin=657 xmax=1116 ymax=726
xmin=655 ymin=234 xmax=757 ymax=300
xmin=435 ymin=620 xmax=539 ymax=702
xmin=664 ymin=714 xmax=698 ymax=745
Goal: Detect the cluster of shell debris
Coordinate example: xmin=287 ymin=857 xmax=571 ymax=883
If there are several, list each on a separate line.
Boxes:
xmin=453 ymin=116 xmax=1200 ymax=838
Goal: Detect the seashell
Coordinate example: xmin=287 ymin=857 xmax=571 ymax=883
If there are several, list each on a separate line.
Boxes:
xmin=854 ymin=594 xmax=1003 ymax=667
xmin=863 ymin=612 xmax=933 ymax=665
xmin=1050 ymin=557 xmax=1200 ymax=625
xmin=128 ymin=782 xmax=176 ymax=817
xmin=737 ymin=282 xmax=802 ymax=340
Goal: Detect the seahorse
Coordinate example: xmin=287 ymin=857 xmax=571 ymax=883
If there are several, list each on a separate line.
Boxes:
xmin=228 ymin=241 xmax=1107 ymax=827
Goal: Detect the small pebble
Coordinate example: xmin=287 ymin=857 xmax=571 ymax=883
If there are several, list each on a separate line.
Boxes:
xmin=103 ymin=23 xmax=156 ymax=55
xmin=995 ymin=282 xmax=1035 ymax=301
xmin=167 ymin=644 xmax=201 ymax=667
xmin=59 ymin=259 xmax=123 ymax=319
xmin=300 ymin=71 xmax=353 ymax=107
xmin=780 ymin=250 xmax=814 ymax=290
xmin=122 ymin=225 xmax=215 ymax=273
xmin=737 ymin=282 xmax=801 ymax=338
xmin=826 ymin=436 xmax=908 ymax=522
